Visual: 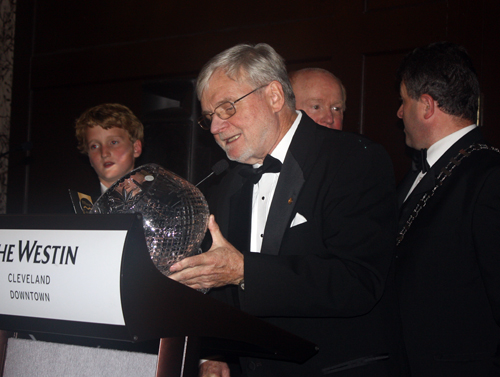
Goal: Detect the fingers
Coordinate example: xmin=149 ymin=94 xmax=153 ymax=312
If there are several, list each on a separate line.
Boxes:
xmin=170 ymin=215 xmax=220 ymax=274
xmin=169 ymin=252 xmax=215 ymax=289
xmin=168 ymin=214 xmax=244 ymax=289
xmin=169 ymin=253 xmax=201 ymax=273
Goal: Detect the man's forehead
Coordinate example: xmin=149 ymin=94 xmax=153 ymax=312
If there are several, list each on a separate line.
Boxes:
xmin=304 ymin=97 xmax=343 ymax=105
xmin=300 ymin=80 xmax=342 ymax=98
xmin=209 ymin=69 xmax=250 ymax=89
xmin=202 ymin=72 xmax=251 ymax=103
xmin=296 ymin=76 xmax=340 ymax=100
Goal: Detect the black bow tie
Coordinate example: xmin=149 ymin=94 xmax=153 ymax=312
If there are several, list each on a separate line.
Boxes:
xmin=412 ymin=148 xmax=430 ymax=173
xmin=239 ymin=155 xmax=282 ymax=184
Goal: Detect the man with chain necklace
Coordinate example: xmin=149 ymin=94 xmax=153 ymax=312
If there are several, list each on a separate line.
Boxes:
xmin=395 ymin=41 xmax=500 ymax=376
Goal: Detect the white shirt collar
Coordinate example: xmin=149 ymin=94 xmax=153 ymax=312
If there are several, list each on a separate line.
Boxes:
xmin=249 ymin=111 xmax=301 ymax=253
xmin=253 ymin=111 xmax=302 ymax=168
xmin=404 ymin=124 xmax=477 ymax=202
xmin=100 ymin=182 xmax=109 ymax=195
xmin=426 ymin=124 xmax=477 ymax=168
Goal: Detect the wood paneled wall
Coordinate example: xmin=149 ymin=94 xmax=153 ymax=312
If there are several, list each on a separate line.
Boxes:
xmin=9 ymin=0 xmax=499 ymax=214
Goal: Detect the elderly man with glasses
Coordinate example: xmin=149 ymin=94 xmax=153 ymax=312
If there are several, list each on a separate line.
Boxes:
xmin=169 ymin=43 xmax=403 ymax=377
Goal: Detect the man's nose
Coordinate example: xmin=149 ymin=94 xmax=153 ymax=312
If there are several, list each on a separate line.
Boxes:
xmin=210 ymin=116 xmax=229 ymax=134
xmin=321 ymin=109 xmax=334 ymax=126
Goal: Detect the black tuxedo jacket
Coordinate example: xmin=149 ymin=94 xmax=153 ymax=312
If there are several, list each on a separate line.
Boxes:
xmin=396 ymin=127 xmax=500 ymax=376
xmin=207 ymin=113 xmax=404 ymax=376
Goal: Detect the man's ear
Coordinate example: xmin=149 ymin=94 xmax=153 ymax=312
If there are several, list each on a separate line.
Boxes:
xmin=420 ymin=94 xmax=435 ymax=120
xmin=266 ymin=81 xmax=285 ymax=113
xmin=133 ymin=140 xmax=142 ymax=158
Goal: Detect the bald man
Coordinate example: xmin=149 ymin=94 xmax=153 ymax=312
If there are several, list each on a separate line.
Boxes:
xmin=290 ymin=68 xmax=346 ymax=130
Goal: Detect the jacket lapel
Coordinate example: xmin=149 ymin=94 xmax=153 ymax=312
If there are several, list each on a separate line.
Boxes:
xmin=260 ymin=112 xmax=319 ymax=255
xmin=260 ymin=152 xmax=304 ymax=255
xmin=398 ymin=170 xmax=436 ymax=228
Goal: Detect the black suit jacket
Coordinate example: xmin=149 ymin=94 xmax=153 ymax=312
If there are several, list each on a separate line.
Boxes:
xmin=396 ymin=127 xmax=500 ymax=376
xmin=207 ymin=113 xmax=404 ymax=376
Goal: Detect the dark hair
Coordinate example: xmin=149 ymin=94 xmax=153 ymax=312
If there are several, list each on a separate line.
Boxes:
xmin=396 ymin=41 xmax=479 ymax=122
xmin=75 ymin=103 xmax=144 ymax=154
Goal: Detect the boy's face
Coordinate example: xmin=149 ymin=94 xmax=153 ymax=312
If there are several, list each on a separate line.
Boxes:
xmin=86 ymin=126 xmax=142 ymax=188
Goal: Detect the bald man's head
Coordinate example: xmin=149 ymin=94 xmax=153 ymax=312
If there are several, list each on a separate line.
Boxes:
xmin=290 ymin=68 xmax=346 ymax=130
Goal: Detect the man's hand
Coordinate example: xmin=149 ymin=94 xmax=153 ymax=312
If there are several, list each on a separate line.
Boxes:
xmin=169 ymin=215 xmax=244 ymax=290
xmin=199 ymin=360 xmax=231 ymax=377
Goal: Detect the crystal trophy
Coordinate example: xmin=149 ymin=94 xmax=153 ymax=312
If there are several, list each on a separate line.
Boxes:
xmin=91 ymin=164 xmax=210 ymax=277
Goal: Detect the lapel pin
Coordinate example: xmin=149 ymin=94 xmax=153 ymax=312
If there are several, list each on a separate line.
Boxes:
xmin=288 ymin=197 xmax=293 ymax=204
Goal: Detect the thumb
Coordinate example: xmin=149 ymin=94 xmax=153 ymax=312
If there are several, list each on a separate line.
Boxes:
xmin=208 ymin=214 xmax=224 ymax=245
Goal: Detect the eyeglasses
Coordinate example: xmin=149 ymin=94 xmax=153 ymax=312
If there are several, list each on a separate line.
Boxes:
xmin=198 ymin=84 xmax=268 ymax=130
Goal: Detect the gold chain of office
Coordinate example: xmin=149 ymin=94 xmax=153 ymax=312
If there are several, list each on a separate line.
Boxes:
xmin=396 ymin=143 xmax=500 ymax=246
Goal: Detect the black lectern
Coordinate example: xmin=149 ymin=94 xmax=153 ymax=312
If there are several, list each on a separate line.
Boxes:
xmin=0 ymin=214 xmax=317 ymax=376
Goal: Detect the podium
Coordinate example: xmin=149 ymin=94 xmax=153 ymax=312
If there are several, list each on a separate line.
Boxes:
xmin=0 ymin=214 xmax=317 ymax=376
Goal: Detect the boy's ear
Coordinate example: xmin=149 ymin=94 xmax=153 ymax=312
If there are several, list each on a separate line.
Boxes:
xmin=133 ymin=140 xmax=142 ymax=158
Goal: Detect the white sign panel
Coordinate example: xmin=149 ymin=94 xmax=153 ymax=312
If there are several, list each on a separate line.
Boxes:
xmin=0 ymin=229 xmax=127 ymax=325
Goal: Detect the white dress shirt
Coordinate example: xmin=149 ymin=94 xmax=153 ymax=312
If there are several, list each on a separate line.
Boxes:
xmin=249 ymin=111 xmax=301 ymax=252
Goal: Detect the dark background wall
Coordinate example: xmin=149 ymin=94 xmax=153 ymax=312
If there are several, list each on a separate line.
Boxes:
xmin=8 ymin=0 xmax=500 ymax=214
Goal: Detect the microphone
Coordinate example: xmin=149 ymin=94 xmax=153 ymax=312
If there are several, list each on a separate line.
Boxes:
xmin=195 ymin=159 xmax=229 ymax=187
xmin=0 ymin=141 xmax=33 ymax=158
